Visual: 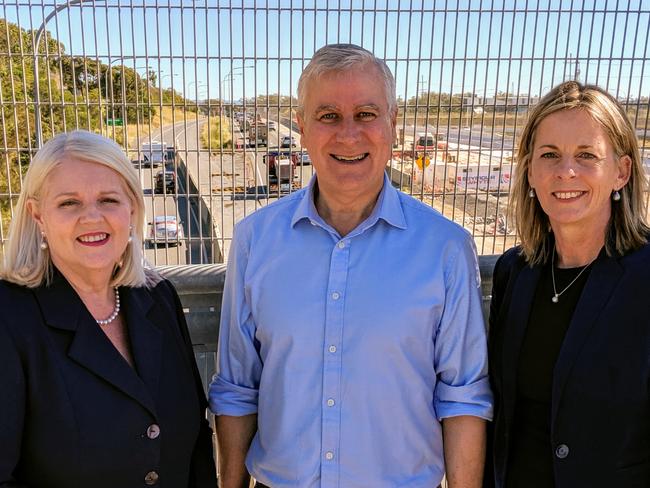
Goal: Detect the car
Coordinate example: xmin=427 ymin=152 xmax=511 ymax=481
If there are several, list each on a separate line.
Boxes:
xmin=281 ymin=136 xmax=297 ymax=148
xmin=147 ymin=215 xmax=184 ymax=247
xmin=154 ymin=170 xmax=176 ymax=193
xmin=299 ymin=151 xmax=311 ymax=165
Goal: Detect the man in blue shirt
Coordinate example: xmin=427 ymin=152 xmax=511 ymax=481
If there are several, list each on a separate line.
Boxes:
xmin=210 ymin=44 xmax=493 ymax=488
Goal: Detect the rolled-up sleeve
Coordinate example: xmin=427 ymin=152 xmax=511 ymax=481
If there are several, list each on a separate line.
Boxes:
xmin=433 ymin=234 xmax=493 ymax=421
xmin=209 ymin=226 xmax=262 ymax=416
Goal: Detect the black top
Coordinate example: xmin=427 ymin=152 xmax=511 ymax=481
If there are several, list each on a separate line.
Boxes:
xmin=505 ymin=259 xmax=592 ymax=488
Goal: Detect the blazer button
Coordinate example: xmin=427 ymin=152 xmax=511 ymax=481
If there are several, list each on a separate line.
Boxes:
xmin=144 ymin=471 xmax=159 ymax=485
xmin=555 ymin=444 xmax=570 ymax=459
xmin=146 ymin=424 xmax=161 ymax=439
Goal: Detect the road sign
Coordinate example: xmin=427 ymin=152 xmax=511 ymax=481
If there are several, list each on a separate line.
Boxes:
xmin=415 ymin=155 xmax=431 ymax=170
xmin=107 ymin=118 xmax=123 ymax=126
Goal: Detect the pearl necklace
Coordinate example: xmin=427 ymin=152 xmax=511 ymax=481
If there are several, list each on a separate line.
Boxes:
xmin=550 ymin=248 xmax=593 ymax=303
xmin=96 ymin=288 xmax=121 ymax=326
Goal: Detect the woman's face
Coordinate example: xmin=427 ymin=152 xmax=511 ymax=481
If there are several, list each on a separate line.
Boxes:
xmin=28 ymin=158 xmax=134 ymax=284
xmin=527 ymin=109 xmax=631 ymax=236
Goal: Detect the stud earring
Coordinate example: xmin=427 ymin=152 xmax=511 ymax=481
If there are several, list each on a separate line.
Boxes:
xmin=128 ymin=224 xmax=133 ymax=243
xmin=40 ymin=231 xmax=48 ymax=250
xmin=612 ymin=190 xmax=621 ymax=201
xmin=528 ymin=188 xmax=536 ymax=198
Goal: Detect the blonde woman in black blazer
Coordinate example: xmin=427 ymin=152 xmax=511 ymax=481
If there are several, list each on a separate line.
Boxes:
xmin=0 ymin=131 xmax=216 ymax=487
xmin=485 ymin=82 xmax=650 ymax=488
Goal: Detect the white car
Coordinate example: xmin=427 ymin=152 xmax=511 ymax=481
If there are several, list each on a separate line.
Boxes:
xmin=147 ymin=215 xmax=184 ymax=247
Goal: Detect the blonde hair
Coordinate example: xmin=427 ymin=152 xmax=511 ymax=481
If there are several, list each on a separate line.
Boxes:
xmin=512 ymin=81 xmax=649 ymax=265
xmin=2 ymin=130 xmax=148 ymax=287
xmin=296 ymin=43 xmax=397 ymax=116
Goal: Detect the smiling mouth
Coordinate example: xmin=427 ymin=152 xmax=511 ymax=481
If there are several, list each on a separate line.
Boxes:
xmin=331 ymin=153 xmax=369 ymax=162
xmin=553 ymin=191 xmax=586 ymax=200
xmin=78 ymin=233 xmax=109 ymax=245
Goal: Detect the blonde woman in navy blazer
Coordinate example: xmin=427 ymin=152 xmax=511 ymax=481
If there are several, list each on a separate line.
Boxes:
xmin=0 ymin=131 xmax=216 ymax=487
xmin=485 ymin=82 xmax=650 ymax=488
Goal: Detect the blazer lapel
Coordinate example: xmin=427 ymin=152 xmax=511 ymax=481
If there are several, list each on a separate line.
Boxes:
xmin=501 ymin=263 xmax=541 ymax=422
xmin=34 ymin=274 xmax=158 ymax=417
xmin=122 ymin=286 xmax=163 ymax=407
xmin=551 ymin=253 xmax=624 ymax=424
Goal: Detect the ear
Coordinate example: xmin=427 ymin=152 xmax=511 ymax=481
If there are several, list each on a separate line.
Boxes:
xmin=26 ymin=198 xmax=44 ymax=229
xmin=390 ymin=107 xmax=398 ymax=141
xmin=296 ymin=111 xmax=306 ymax=147
xmin=615 ymin=154 xmax=632 ymax=190
xmin=527 ymin=164 xmax=535 ymax=189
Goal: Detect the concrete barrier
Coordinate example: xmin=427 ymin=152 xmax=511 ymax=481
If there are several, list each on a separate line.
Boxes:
xmin=158 ymin=254 xmax=500 ymax=392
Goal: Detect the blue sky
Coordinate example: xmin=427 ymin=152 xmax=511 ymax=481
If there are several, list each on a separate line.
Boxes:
xmin=4 ymin=0 xmax=649 ymax=101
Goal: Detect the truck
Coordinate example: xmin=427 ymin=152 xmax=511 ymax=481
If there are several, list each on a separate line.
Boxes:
xmin=141 ymin=141 xmax=169 ymax=167
xmin=413 ymin=132 xmax=447 ymax=152
xmin=249 ymin=123 xmax=274 ymax=146
xmin=262 ymin=150 xmax=300 ymax=191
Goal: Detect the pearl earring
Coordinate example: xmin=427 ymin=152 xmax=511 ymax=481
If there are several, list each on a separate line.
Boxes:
xmin=40 ymin=232 xmax=48 ymax=250
xmin=128 ymin=225 xmax=133 ymax=243
xmin=528 ymin=188 xmax=536 ymax=198
xmin=612 ymin=190 xmax=621 ymax=201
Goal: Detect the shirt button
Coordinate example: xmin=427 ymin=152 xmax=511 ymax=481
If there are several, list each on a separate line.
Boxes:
xmin=146 ymin=424 xmax=160 ymax=439
xmin=328 ymin=345 xmax=337 ymax=353
xmin=327 ymin=398 xmax=335 ymax=407
xmin=144 ymin=471 xmax=159 ymax=485
xmin=331 ymin=292 xmax=340 ymax=300
xmin=325 ymin=451 xmax=334 ymax=460
xmin=337 ymin=241 xmax=345 ymax=249
xmin=555 ymin=444 xmax=570 ymax=459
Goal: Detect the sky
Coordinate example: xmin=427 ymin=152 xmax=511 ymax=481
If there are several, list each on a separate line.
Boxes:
xmin=3 ymin=0 xmax=649 ymax=102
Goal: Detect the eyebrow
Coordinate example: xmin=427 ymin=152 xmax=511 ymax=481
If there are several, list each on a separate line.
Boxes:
xmin=53 ymin=190 xmax=122 ymax=198
xmin=536 ymin=144 xmax=596 ymax=150
xmin=314 ymin=103 xmax=382 ymax=112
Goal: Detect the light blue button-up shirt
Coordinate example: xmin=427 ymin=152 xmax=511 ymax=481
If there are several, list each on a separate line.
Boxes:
xmin=210 ymin=173 xmax=493 ymax=488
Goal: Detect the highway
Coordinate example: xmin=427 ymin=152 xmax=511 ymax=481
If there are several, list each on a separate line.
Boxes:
xmin=138 ymin=113 xmax=528 ymax=264
xmin=137 ymin=117 xmax=215 ymax=265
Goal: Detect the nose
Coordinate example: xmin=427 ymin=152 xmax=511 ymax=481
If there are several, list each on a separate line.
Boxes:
xmin=79 ymin=203 xmax=102 ymax=222
xmin=334 ymin=118 xmax=361 ymax=145
xmin=555 ymin=156 xmax=577 ymax=179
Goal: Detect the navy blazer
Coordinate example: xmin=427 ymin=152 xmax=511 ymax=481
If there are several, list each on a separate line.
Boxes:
xmin=485 ymin=243 xmax=650 ymax=488
xmin=0 ymin=271 xmax=217 ymax=487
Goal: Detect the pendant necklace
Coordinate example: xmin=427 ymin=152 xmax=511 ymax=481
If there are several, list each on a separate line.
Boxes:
xmin=550 ymin=248 xmax=593 ymax=303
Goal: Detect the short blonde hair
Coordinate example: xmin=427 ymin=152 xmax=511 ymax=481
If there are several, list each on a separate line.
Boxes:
xmin=2 ymin=130 xmax=148 ymax=288
xmin=512 ymin=81 xmax=649 ymax=265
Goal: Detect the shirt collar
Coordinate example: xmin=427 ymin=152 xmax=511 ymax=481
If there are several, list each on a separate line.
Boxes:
xmin=291 ymin=172 xmax=407 ymax=232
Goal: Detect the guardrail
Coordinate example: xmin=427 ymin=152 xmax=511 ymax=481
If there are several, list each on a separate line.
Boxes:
xmin=158 ymin=254 xmax=500 ymax=392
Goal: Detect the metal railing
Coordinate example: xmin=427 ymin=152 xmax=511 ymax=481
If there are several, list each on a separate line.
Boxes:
xmin=1 ymin=1 xmax=648 ymax=263
xmin=160 ymin=254 xmax=499 ymax=394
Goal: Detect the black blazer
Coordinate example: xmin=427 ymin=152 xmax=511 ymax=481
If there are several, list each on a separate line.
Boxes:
xmin=0 ymin=271 xmax=217 ymax=488
xmin=485 ymin=243 xmax=650 ymax=488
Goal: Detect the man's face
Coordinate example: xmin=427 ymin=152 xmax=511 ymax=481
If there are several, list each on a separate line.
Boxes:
xmin=297 ymin=66 xmax=396 ymax=204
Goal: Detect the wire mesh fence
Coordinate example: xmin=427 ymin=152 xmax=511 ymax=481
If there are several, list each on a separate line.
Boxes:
xmin=1 ymin=0 xmax=648 ymax=264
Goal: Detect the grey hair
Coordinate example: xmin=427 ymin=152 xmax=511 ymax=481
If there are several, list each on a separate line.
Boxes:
xmin=296 ymin=43 xmax=397 ymax=115
xmin=2 ymin=130 xmax=148 ymax=288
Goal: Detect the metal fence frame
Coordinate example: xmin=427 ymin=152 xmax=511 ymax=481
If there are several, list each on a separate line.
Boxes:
xmin=1 ymin=1 xmax=648 ymax=263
